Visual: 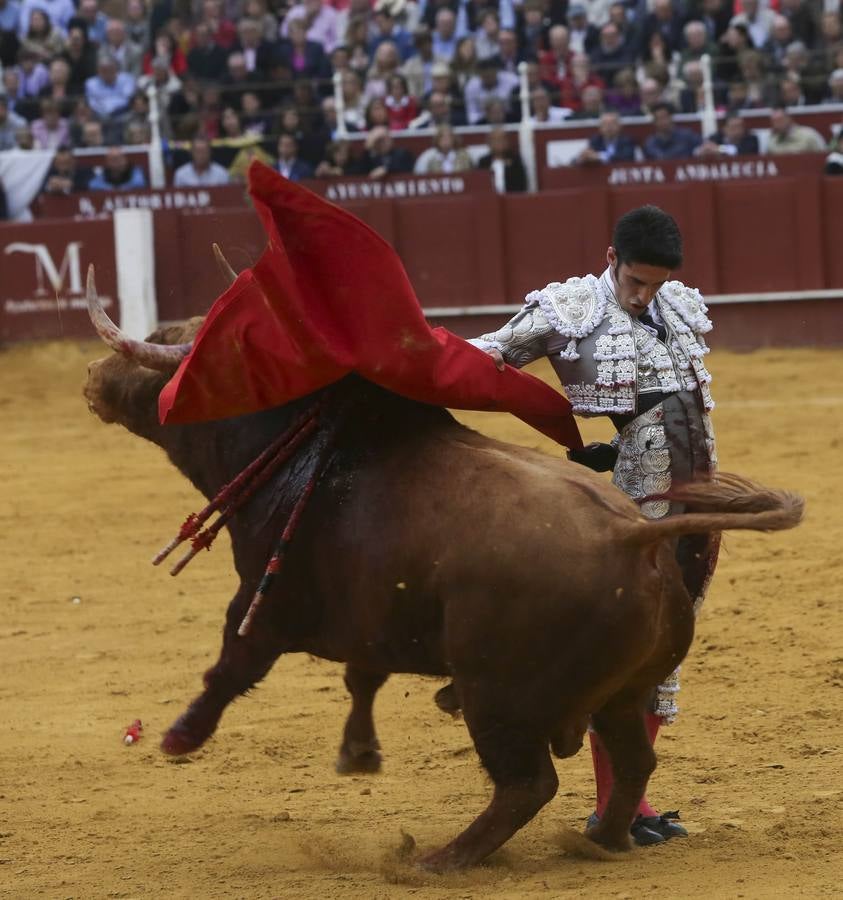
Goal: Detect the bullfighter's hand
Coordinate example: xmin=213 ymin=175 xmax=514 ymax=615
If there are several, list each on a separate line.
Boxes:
xmin=485 ymin=348 xmax=505 ymax=371
xmin=567 ymin=442 xmax=619 ymax=472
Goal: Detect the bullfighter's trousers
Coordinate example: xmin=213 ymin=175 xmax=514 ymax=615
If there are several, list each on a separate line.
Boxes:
xmin=611 ymin=390 xmax=720 ymax=722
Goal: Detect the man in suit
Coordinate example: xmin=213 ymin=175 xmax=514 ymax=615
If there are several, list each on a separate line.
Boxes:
xmin=696 ymin=113 xmax=760 ymax=158
xmin=276 ymin=133 xmax=314 ymax=182
xmin=576 ymin=110 xmax=637 ymax=164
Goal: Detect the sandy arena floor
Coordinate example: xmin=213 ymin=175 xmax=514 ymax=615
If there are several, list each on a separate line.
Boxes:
xmin=0 ymin=340 xmax=841 ymax=899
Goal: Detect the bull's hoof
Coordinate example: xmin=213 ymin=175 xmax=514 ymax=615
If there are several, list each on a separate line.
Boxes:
xmin=434 ymin=684 xmax=461 ymax=718
xmin=160 ymin=726 xmax=206 ymax=756
xmin=584 ymin=817 xmax=635 ymax=853
xmin=335 ymin=742 xmax=382 ymax=774
xmin=416 ymin=848 xmax=463 ymax=873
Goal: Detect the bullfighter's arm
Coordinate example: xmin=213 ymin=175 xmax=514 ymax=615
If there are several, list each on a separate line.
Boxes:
xmin=466 ymin=300 xmax=556 ymax=369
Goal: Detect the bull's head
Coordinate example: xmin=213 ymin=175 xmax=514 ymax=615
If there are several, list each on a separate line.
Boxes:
xmin=84 ymin=245 xmax=237 ymax=431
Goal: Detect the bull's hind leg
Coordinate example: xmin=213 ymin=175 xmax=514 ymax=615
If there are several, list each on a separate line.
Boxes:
xmin=585 ymin=699 xmax=656 ymax=852
xmin=336 ymin=665 xmax=388 ymax=774
xmin=418 ymin=682 xmax=559 ymax=871
xmin=161 ymin=586 xmax=285 ymax=755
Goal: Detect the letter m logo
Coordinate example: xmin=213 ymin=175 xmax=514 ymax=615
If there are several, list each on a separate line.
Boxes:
xmin=4 ymin=242 xmax=84 ymax=297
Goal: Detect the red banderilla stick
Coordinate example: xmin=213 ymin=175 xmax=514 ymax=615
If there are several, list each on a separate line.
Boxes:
xmin=152 ymin=408 xmax=319 ymax=567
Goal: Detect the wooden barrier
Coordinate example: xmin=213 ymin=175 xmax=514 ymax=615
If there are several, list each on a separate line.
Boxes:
xmin=4 ymin=167 xmax=843 ymax=348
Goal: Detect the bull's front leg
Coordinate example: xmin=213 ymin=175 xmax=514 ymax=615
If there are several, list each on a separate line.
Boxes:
xmin=161 ymin=584 xmax=286 ymax=755
xmin=585 ymin=700 xmax=656 ymax=852
xmin=335 ymin=664 xmax=388 ymax=774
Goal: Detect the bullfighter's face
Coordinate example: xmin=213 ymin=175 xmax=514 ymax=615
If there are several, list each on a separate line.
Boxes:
xmin=606 ymin=246 xmax=671 ymax=316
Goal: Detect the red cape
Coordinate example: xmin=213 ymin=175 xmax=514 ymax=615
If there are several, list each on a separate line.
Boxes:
xmin=158 ymin=162 xmax=582 ymax=449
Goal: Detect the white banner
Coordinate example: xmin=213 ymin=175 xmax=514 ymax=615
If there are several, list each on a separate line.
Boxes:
xmin=0 ymin=150 xmax=55 ymax=220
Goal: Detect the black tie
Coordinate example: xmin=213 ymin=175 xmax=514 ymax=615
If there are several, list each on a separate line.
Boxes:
xmin=639 ymin=309 xmax=667 ymax=343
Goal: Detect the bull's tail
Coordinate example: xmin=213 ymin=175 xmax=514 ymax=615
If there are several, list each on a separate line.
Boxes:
xmin=622 ymin=472 xmax=804 ymax=545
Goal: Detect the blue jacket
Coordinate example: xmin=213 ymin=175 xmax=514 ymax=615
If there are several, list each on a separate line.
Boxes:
xmin=589 ymin=132 xmax=638 ymax=163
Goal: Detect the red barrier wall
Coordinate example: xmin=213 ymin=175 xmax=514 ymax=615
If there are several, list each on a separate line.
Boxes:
xmin=4 ymin=169 xmax=843 ymax=348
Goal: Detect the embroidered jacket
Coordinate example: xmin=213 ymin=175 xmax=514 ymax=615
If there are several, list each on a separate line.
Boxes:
xmin=469 ymin=267 xmax=714 ymax=417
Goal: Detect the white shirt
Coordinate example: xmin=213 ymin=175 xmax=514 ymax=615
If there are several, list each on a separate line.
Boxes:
xmin=173 ymin=161 xmax=231 ymax=187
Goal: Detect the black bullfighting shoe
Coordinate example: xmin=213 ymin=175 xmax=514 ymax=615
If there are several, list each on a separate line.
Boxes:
xmin=636 ymin=811 xmax=688 ymax=840
xmin=586 ymin=812 xmax=665 ymax=847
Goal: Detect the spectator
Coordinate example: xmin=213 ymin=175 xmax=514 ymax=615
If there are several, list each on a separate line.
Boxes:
xmin=187 ymin=23 xmax=228 ymax=81
xmin=824 ymin=69 xmax=843 ymax=106
xmin=818 ymin=13 xmax=843 ymax=72
xmin=570 ymin=83 xmax=606 ymax=119
xmin=680 ymin=20 xmax=717 ymax=69
xmin=353 ymin=124 xmax=414 ymax=177
xmin=384 ymin=73 xmax=417 ymax=129
xmin=275 ymin=132 xmax=315 ymax=181
xmin=401 ymin=25 xmax=446 ymax=98
xmin=413 ymin=123 xmax=473 ymax=173
xmin=520 ymin=0 xmax=551 ymax=60
xmin=825 ymin=132 xmax=843 ymax=174
xmin=244 ymin=0 xmax=279 ymax=43
xmin=779 ymin=0 xmax=816 ymax=50
xmin=692 ymin=0 xmax=733 ymax=44
xmin=124 ymin=0 xmax=149 ymax=48
xmin=366 ymin=39 xmax=402 ymax=99
xmin=1 ymin=0 xmax=20 ymax=44
xmin=778 ymin=72 xmax=806 ymax=107
xmin=234 ymin=17 xmax=275 ymax=77
xmin=365 ymin=95 xmax=391 ymax=129
xmin=15 ymin=47 xmax=50 ymax=98
xmin=194 ymin=0 xmax=237 ymax=52
xmin=314 ymin=139 xmax=354 ymax=177
xmin=174 ymin=136 xmax=230 ymax=186
xmin=605 ymin=66 xmax=641 ymax=116
xmin=761 ymin=14 xmax=794 ymax=71
xmin=767 ymin=105 xmax=825 ymax=154
xmin=781 ymin=40 xmax=828 ymax=105
xmin=557 ymin=52 xmax=605 ymax=111
xmin=451 ymin=35 xmax=478 ymax=89
xmin=18 ymin=0 xmax=75 ymax=38
xmin=276 ymin=17 xmax=329 ymax=79
xmin=85 ymin=53 xmax=136 ymax=122
xmin=71 ymin=0 xmax=108 ymax=46
xmin=643 ymin=101 xmax=702 ymax=160
xmin=282 ymin=0 xmax=340 ymax=54
xmin=477 ymin=95 xmax=509 ymax=125
xmin=463 ymin=57 xmax=518 ymax=125
xmin=340 ymin=69 xmax=367 ymax=130
xmin=124 ymin=120 xmax=150 ymax=143
xmin=638 ymin=75 xmax=667 ymax=115
xmin=369 ymin=0 xmax=413 ymax=61
xmin=233 ymin=90 xmax=267 ymax=136
xmin=42 ymin=145 xmax=93 ymax=193
xmin=696 ymin=112 xmax=760 ymax=157
xmin=678 ymin=60 xmax=727 ymax=114
xmin=477 ymin=126 xmax=527 ymax=192
xmin=640 ymin=0 xmax=685 ymax=59
xmin=475 ymin=9 xmax=501 ymax=61
xmin=142 ymin=30 xmax=187 ymax=78
xmin=425 ymin=60 xmax=463 ymax=109
xmin=14 ymin=122 xmax=33 ymax=147
xmin=79 ymin=118 xmax=104 ymax=146
xmin=714 ymin=21 xmax=752 ymax=83
xmin=103 ymin=19 xmax=143 ymax=77
xmin=21 ymin=9 xmax=64 ymax=64
xmin=737 ymin=49 xmax=777 ymax=107
xmin=432 ymin=7 xmax=458 ymax=60
xmin=62 ymin=25 xmax=97 ymax=95
xmin=408 ymin=89 xmax=464 ymax=128
xmin=138 ymin=56 xmax=182 ymax=128
xmin=220 ymin=52 xmax=259 ymax=107
xmin=31 ymin=97 xmax=68 ymax=148
xmin=88 ymin=145 xmax=148 ymax=190
xmin=575 ymin=109 xmax=637 ymax=163
xmin=530 ymin=85 xmax=573 ymax=123
xmin=589 ymin=21 xmax=634 ymax=85
xmin=566 ymin=3 xmax=599 ymax=56
xmin=0 ymin=93 xmax=26 ymax=149
xmin=730 ymin=0 xmax=776 ymax=50
xmin=539 ymin=24 xmax=572 ymax=87
xmin=495 ymin=28 xmax=521 ymax=75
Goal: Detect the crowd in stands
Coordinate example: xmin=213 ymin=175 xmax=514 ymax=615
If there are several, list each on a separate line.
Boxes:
xmin=0 ymin=0 xmax=842 ymax=199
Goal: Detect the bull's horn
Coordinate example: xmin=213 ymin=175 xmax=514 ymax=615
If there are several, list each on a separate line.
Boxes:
xmin=212 ymin=243 xmax=237 ymax=286
xmin=86 ymin=266 xmax=192 ymax=371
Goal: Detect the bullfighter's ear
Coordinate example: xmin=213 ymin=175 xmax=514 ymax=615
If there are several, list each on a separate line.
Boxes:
xmin=213 ymin=243 xmax=238 ymax=287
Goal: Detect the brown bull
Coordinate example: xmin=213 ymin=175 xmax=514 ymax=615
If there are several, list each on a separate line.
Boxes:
xmin=83 ymin=278 xmax=803 ymax=871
